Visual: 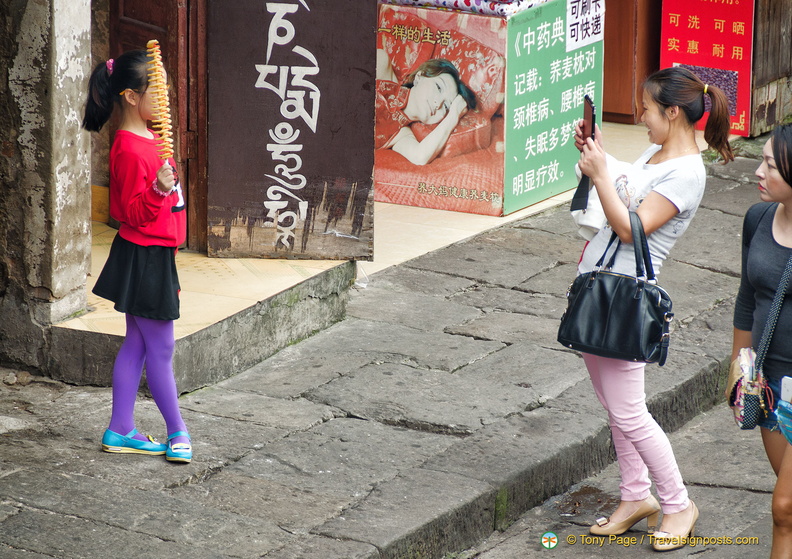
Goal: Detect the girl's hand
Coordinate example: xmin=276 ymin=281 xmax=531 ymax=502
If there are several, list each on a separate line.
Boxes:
xmin=155 ymin=163 xmax=175 ymax=193
xmin=578 ymin=136 xmax=607 ymax=181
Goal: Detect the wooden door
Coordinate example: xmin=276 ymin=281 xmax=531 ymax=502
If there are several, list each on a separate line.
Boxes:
xmin=110 ymin=0 xmax=208 ymax=251
xmin=602 ymin=0 xmax=661 ymax=124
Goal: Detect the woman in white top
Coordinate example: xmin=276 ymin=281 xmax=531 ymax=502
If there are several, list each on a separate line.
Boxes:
xmin=574 ymin=67 xmax=734 ymax=551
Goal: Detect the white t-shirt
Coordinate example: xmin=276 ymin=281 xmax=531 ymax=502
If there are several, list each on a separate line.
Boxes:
xmin=577 ymin=144 xmax=706 ymax=277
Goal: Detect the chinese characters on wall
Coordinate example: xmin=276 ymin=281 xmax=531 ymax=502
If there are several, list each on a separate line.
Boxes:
xmin=660 ymin=0 xmax=755 ymax=135
xmin=372 ymin=0 xmax=603 ymax=217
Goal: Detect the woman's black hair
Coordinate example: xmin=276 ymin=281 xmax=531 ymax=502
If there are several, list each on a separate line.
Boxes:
xmin=772 ymin=124 xmax=792 ymax=187
xmin=403 ymin=58 xmax=477 ymax=110
xmin=82 ymin=50 xmax=151 ymax=132
xmin=643 ymin=67 xmax=734 ymax=163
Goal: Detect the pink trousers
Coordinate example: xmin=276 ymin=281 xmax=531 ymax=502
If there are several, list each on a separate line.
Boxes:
xmin=583 ymin=353 xmax=689 ymax=514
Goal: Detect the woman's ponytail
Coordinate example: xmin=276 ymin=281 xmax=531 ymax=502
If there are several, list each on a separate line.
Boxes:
xmin=82 ymin=61 xmax=115 ymax=132
xmin=703 ymin=83 xmax=734 ymax=163
xmin=644 ymin=67 xmax=735 ymax=163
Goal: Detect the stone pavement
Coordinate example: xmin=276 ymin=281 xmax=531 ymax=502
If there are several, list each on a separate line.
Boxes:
xmin=0 ymin=153 xmax=771 ymax=559
xmin=458 ymin=402 xmax=774 ymax=558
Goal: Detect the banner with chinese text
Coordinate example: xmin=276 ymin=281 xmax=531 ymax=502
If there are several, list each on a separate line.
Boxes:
xmin=660 ymin=0 xmax=755 ymax=136
xmin=503 ymin=0 xmax=604 ymax=214
xmin=374 ymin=0 xmax=604 ymax=216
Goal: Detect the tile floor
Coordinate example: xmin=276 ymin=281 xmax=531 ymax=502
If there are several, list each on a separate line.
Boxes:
xmin=58 ymin=122 xmax=666 ymax=339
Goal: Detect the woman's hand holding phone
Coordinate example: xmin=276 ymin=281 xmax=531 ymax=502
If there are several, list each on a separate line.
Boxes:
xmin=574 ymin=121 xmax=603 ymax=152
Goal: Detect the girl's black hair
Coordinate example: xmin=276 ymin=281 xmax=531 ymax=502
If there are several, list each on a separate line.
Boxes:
xmin=643 ymin=67 xmax=734 ymax=163
xmin=772 ymin=124 xmax=792 ymax=187
xmin=403 ymin=58 xmax=477 ymax=110
xmin=82 ymin=50 xmax=151 ymax=132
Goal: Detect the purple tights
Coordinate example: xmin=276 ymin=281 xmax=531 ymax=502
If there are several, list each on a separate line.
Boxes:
xmin=108 ymin=314 xmax=188 ymax=445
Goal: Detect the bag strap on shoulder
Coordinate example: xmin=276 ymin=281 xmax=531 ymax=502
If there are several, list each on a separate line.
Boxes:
xmin=756 ymin=252 xmax=792 ymax=371
xmin=594 ymin=212 xmax=655 ymax=280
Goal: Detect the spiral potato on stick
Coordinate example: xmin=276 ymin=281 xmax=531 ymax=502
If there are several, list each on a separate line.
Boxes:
xmin=146 ymin=39 xmax=174 ymax=160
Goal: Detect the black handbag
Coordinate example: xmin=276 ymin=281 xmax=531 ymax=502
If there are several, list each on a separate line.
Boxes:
xmin=557 ymin=212 xmax=674 ymax=366
xmin=726 ymin=253 xmax=792 ymax=429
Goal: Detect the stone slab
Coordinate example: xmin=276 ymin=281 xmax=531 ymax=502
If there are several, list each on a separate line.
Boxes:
xmin=364 ymin=266 xmax=478 ymax=296
xmin=446 ymin=311 xmax=561 ymax=346
xmin=0 ymin=508 xmax=226 ymax=559
xmin=167 ymin=472 xmax=351 ymax=532
xmin=263 ymin=536 xmax=380 ymax=559
xmin=670 ymin=207 xmax=744 ymax=277
xmin=642 ymin=350 xmax=722 ymax=433
xmin=0 ymin=470 xmax=291 ymax=557
xmin=519 ymin=262 xmax=581 ymax=298
xmin=217 ymin=337 xmax=379 ymax=399
xmin=450 ymin=286 xmax=567 ymax=319
xmin=228 ymin=418 xmax=455 ymax=499
xmin=673 ymin=404 xmax=775 ymax=493
xmin=316 ymin=468 xmax=496 ymax=559
xmin=657 ymin=259 xmax=741 ymax=323
xmin=302 ymin=317 xmax=504 ymax=372
xmin=423 ymin=408 xmax=612 ymax=527
xmin=471 ymin=227 xmax=585 ymax=263
xmin=347 ymin=288 xmax=483 ymax=332
xmin=306 ymin=362 xmax=540 ymax=435
xmin=466 ymin=485 xmax=771 ymax=558
xmin=180 ymin=386 xmax=342 ymax=432
xmin=701 ymin=168 xmax=764 ymax=218
xmin=405 ymin=241 xmax=566 ymax=289
xmin=455 ymin=343 xmax=589 ymax=406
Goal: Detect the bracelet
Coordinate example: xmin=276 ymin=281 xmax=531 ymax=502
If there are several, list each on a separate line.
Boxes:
xmin=152 ymin=180 xmax=171 ymax=196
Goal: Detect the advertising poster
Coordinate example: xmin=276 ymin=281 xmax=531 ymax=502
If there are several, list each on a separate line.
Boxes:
xmin=660 ymin=0 xmax=755 ymax=136
xmin=504 ymin=0 xmax=604 ymax=214
xmin=374 ymin=5 xmax=509 ymax=216
xmin=207 ymin=0 xmax=376 ymax=259
xmin=374 ymin=0 xmax=603 ymax=216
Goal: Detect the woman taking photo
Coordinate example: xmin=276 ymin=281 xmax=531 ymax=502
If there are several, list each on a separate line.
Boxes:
xmin=574 ymin=67 xmax=733 ymax=551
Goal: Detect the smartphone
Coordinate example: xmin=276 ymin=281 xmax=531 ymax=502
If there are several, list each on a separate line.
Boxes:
xmin=783 ymin=376 xmax=792 ymax=402
xmin=582 ymin=95 xmax=596 ymax=140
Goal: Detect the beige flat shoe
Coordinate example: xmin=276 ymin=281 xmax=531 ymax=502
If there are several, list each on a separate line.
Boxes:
xmin=652 ymin=501 xmax=699 ymax=552
xmin=590 ymin=495 xmax=661 ymax=536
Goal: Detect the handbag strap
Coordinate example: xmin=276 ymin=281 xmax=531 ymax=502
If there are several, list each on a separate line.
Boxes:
xmin=755 ymin=252 xmax=792 ymax=371
xmin=594 ymin=212 xmax=656 ymax=281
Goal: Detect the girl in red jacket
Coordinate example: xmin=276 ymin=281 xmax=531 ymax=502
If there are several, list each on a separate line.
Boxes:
xmin=82 ymin=49 xmax=191 ymax=463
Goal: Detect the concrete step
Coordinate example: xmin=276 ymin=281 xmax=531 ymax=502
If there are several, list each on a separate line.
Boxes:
xmin=47 ymin=261 xmax=356 ymax=393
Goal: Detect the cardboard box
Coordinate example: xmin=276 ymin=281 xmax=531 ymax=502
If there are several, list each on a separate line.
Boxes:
xmin=374 ymin=0 xmax=604 ymax=216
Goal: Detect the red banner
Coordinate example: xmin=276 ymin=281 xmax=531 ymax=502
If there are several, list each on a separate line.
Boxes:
xmin=660 ymin=0 xmax=755 ymax=136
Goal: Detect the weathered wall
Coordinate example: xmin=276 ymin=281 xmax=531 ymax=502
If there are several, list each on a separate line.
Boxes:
xmin=89 ymin=0 xmax=110 ymax=187
xmin=0 ymin=0 xmax=92 ymax=371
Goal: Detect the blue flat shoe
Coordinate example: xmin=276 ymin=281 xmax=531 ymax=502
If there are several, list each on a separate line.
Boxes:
xmin=101 ymin=429 xmax=167 ymax=455
xmin=166 ymin=431 xmax=192 ymax=463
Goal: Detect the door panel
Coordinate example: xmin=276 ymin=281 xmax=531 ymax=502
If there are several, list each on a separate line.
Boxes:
xmin=110 ymin=0 xmax=197 ymax=246
xmin=206 ymin=0 xmax=375 ymax=260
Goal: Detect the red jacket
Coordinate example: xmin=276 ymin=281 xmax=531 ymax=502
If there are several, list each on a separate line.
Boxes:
xmin=109 ymin=130 xmax=186 ymax=247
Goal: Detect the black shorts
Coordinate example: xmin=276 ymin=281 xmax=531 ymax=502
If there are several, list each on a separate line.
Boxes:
xmin=93 ymin=234 xmax=180 ymax=321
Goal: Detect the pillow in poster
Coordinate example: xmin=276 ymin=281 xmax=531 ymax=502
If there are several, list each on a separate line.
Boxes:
xmin=411 ymin=112 xmax=493 ymax=158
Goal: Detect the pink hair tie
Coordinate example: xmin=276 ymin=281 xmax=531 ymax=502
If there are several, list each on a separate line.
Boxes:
xmin=106 ymin=59 xmax=114 ymax=75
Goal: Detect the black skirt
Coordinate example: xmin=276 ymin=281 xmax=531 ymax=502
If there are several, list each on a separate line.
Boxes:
xmin=93 ymin=234 xmax=180 ymax=321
